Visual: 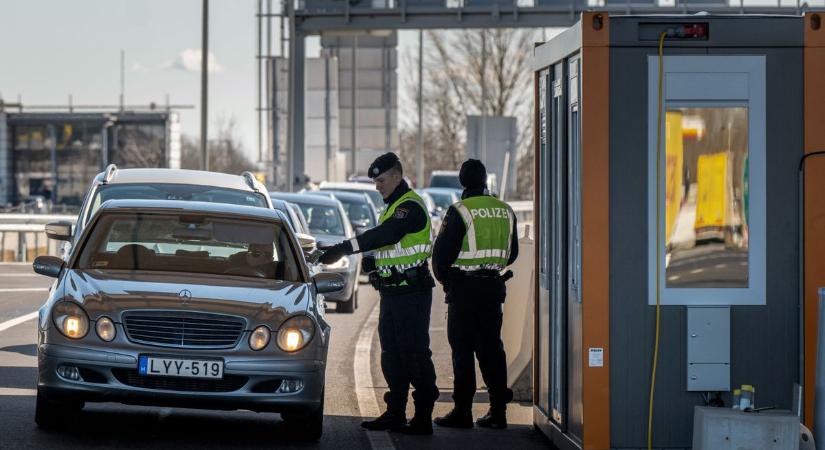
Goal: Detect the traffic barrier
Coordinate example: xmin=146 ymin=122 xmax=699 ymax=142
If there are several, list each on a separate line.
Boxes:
xmin=0 ymin=215 xmax=75 ymax=262
xmin=502 ymin=224 xmax=534 ymax=401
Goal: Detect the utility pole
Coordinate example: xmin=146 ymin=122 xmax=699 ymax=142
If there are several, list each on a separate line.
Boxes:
xmin=350 ymin=36 xmax=358 ymax=177
xmin=200 ymin=0 xmax=209 ymax=171
xmin=480 ymin=29 xmax=488 ymax=164
xmin=416 ymin=30 xmax=424 ymax=188
xmin=120 ymin=50 xmax=125 ymax=111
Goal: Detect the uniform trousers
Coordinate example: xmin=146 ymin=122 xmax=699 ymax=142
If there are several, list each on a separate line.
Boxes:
xmin=446 ymin=275 xmax=513 ymax=413
xmin=377 ymin=287 xmax=439 ymax=417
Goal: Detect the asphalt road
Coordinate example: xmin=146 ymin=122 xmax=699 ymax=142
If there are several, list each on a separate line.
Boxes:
xmin=0 ymin=263 xmax=550 ymax=449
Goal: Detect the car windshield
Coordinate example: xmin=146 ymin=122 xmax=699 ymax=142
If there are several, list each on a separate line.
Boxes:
xmin=75 ymin=212 xmax=301 ymax=281
xmin=295 ymin=203 xmax=345 ymax=236
xmin=429 ymin=175 xmax=463 ymax=189
xmin=427 ymin=192 xmax=454 ymax=210
xmin=338 ymin=199 xmax=375 ymax=227
xmin=87 ymin=183 xmax=268 ymax=224
xmin=323 ymin=188 xmax=384 ymax=210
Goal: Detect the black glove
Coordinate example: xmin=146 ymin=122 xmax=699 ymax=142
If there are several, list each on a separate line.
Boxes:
xmin=319 ymin=243 xmax=349 ymax=265
xmin=362 ymin=255 xmax=376 ymax=273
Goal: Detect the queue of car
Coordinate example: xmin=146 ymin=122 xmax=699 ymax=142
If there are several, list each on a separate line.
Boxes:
xmin=31 ymin=164 xmax=463 ymax=440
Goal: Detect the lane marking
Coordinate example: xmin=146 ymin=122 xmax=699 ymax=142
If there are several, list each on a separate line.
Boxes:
xmin=0 ymin=273 xmax=40 ymax=277
xmin=0 ymin=288 xmax=49 ymax=293
xmin=0 ymin=388 xmax=36 ymax=396
xmin=354 ymin=298 xmax=395 ymax=450
xmin=0 ymin=311 xmax=38 ymax=333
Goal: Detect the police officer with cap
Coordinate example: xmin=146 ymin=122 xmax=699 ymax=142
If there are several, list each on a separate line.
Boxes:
xmin=319 ymin=152 xmax=439 ymax=435
xmin=432 ymin=159 xmax=518 ymax=430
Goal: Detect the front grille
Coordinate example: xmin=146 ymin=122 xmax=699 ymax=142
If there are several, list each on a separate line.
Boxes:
xmin=123 ymin=312 xmax=245 ymax=348
xmin=112 ymin=369 xmax=247 ymax=392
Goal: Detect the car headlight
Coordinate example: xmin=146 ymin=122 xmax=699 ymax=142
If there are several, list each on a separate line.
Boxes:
xmin=95 ymin=316 xmax=116 ymax=342
xmin=322 ymin=256 xmax=350 ymax=270
xmin=249 ymin=325 xmax=271 ymax=351
xmin=276 ymin=315 xmax=315 ymax=352
xmin=52 ymin=302 xmax=89 ymax=339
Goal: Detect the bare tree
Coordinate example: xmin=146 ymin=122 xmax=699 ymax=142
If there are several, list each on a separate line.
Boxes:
xmin=400 ymin=28 xmax=537 ymax=198
xmin=181 ymin=115 xmax=257 ymax=174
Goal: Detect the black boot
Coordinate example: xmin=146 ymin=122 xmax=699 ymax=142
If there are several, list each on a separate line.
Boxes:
xmin=361 ymin=410 xmax=407 ymax=431
xmin=433 ymin=408 xmax=474 ymax=429
xmin=394 ymin=415 xmax=433 ymax=435
xmin=476 ymin=409 xmax=507 ymax=429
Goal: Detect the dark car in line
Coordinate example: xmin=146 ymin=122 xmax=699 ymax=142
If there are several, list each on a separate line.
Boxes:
xmin=270 ymin=192 xmax=361 ymax=313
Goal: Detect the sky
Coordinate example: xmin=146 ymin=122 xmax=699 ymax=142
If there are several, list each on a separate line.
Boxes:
xmin=1 ymin=0 xmax=316 ymax=160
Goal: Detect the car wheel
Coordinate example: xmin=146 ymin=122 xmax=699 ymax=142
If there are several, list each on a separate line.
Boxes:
xmin=34 ymin=388 xmax=83 ymax=429
xmin=336 ymin=288 xmax=357 ymax=314
xmin=282 ymin=389 xmax=324 ymax=441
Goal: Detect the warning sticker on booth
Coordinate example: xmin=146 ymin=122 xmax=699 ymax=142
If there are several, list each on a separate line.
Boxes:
xmin=588 ymin=348 xmax=604 ymax=367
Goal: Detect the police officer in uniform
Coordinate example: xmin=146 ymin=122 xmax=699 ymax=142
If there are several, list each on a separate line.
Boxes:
xmin=432 ymin=159 xmax=518 ymax=429
xmin=319 ymin=152 xmax=439 ymax=435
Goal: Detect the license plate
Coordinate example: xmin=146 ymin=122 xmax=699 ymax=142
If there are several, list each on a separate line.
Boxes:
xmin=138 ymin=356 xmax=224 ymax=379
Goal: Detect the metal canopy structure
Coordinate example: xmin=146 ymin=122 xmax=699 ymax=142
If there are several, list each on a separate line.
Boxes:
xmin=263 ymin=0 xmax=812 ymax=190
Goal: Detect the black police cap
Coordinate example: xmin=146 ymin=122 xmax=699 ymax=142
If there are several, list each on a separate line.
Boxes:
xmin=459 ymin=159 xmax=487 ymax=189
xmin=368 ymin=152 xmax=400 ymax=179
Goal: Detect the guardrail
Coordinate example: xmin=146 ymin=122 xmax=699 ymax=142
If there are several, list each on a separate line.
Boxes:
xmin=0 ymin=215 xmax=75 ymax=262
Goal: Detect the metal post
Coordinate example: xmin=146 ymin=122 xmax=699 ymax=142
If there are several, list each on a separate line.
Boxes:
xmin=200 ymin=0 xmax=209 ymax=171
xmin=48 ymin=125 xmax=57 ymax=203
xmin=815 ymin=288 xmax=825 ymax=446
xmin=480 ymin=29 xmax=488 ymax=164
xmin=101 ymin=124 xmax=109 ymax=168
xmin=324 ymin=52 xmax=332 ymax=180
xmin=265 ymin=0 xmax=272 ymax=173
xmin=416 ymin=29 xmax=424 ymax=188
xmin=120 ymin=50 xmax=125 ymax=111
xmin=273 ymin=57 xmax=280 ymax=188
xmin=286 ymin=7 xmax=305 ymax=192
xmin=350 ymin=36 xmax=358 ymax=177
xmin=256 ymin=0 xmax=262 ymax=164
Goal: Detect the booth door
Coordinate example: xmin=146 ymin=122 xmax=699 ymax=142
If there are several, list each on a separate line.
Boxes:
xmin=536 ymin=56 xmax=584 ymax=443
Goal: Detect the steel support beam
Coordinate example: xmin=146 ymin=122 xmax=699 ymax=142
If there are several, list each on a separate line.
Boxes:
xmin=287 ymin=20 xmax=306 ymax=192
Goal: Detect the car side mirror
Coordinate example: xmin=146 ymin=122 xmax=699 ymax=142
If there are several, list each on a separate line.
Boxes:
xmin=45 ymin=221 xmax=73 ymax=241
xmin=33 ymin=255 xmax=64 ymax=278
xmin=313 ymin=272 xmax=345 ymax=294
xmin=295 ymin=232 xmax=317 ymax=253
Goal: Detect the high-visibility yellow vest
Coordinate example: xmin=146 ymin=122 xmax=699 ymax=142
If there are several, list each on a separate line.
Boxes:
xmin=374 ymin=190 xmax=432 ymax=277
xmin=451 ymin=196 xmax=514 ymax=271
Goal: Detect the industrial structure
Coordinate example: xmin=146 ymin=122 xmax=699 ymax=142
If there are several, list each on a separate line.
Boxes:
xmin=532 ymin=12 xmax=824 ymax=449
xmin=0 ymin=105 xmax=180 ymax=209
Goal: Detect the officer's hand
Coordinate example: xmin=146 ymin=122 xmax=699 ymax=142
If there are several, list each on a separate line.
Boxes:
xmin=362 ymin=255 xmax=376 ymax=273
xmin=319 ymin=243 xmax=347 ymax=265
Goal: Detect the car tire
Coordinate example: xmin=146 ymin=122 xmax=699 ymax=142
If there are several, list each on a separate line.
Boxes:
xmin=282 ymin=389 xmax=324 ymax=441
xmin=34 ymin=388 xmax=83 ymax=429
xmin=336 ymin=287 xmax=357 ymax=314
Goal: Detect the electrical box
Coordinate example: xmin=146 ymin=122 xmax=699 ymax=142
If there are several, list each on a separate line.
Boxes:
xmin=687 ymin=306 xmax=730 ymax=391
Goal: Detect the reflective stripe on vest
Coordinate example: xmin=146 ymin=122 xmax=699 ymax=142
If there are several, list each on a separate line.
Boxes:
xmin=375 ymin=190 xmax=432 ymax=276
xmin=451 ymin=196 xmax=514 ymax=271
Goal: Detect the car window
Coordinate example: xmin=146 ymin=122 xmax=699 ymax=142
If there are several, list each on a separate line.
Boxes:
xmin=428 ymin=192 xmax=453 ymax=210
xmin=429 ymin=175 xmax=463 ymax=189
xmin=323 ymin=188 xmax=383 ymax=210
xmin=296 ymin=203 xmax=345 ymax=236
xmin=339 ymin=200 xmax=375 ymax=227
xmin=87 ymin=183 xmax=268 ymax=224
xmin=289 ymin=204 xmax=310 ymax=234
xmin=75 ymin=212 xmax=301 ymax=281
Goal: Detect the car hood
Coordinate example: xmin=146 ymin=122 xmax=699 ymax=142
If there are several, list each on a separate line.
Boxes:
xmin=63 ymin=269 xmax=311 ymax=326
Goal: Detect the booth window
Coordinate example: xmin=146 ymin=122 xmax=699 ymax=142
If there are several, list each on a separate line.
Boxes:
xmin=648 ymin=56 xmax=765 ymax=306
xmin=664 ymin=107 xmax=749 ymax=288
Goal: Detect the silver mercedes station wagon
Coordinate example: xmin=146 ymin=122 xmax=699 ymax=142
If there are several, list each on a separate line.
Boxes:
xmin=32 ymin=199 xmax=343 ymax=440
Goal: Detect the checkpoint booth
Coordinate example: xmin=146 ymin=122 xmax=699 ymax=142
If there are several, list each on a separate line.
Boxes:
xmin=531 ymin=12 xmax=825 ymax=449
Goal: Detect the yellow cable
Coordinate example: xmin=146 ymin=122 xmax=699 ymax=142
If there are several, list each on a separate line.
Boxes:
xmin=648 ymin=30 xmax=667 ymax=450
